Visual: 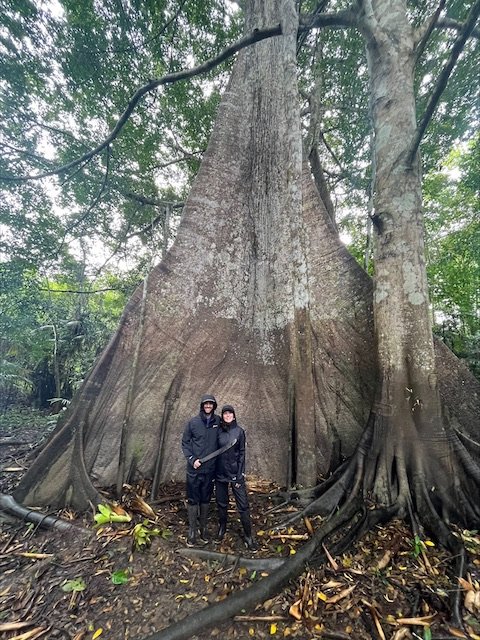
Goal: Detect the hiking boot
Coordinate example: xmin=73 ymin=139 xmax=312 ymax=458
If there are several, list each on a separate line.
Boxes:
xmin=199 ymin=503 xmax=210 ymax=544
xmin=186 ymin=504 xmax=198 ymax=547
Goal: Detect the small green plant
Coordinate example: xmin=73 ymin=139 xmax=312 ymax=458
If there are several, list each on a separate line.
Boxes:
xmin=61 ymin=577 xmax=86 ymax=593
xmin=111 ymin=569 xmax=130 ymax=585
xmin=131 ymin=520 xmax=171 ymax=550
xmin=94 ymin=503 xmax=132 ymax=527
xmin=412 ymin=534 xmax=424 ymax=558
xmin=411 ymin=534 xmax=435 ymax=558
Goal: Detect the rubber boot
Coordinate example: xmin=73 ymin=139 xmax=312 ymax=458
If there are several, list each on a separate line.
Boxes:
xmin=215 ymin=507 xmax=228 ymax=542
xmin=186 ymin=504 xmax=198 ymax=547
xmin=199 ymin=503 xmax=210 ymax=544
xmin=240 ymin=511 xmax=258 ymax=551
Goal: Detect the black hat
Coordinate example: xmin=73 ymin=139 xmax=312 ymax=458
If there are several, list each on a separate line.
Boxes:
xmin=221 ymin=404 xmax=236 ymax=418
xmin=200 ymin=394 xmax=217 ymax=411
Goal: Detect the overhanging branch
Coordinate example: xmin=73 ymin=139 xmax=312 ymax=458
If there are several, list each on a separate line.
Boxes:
xmin=407 ymin=0 xmax=480 ymax=166
xmin=123 ymin=192 xmax=184 ymax=209
xmin=0 ymin=24 xmax=282 ymax=183
xmin=414 ymin=0 xmax=446 ymax=63
xmin=299 ymin=7 xmax=357 ymax=32
xmin=436 ymin=17 xmax=480 ymax=39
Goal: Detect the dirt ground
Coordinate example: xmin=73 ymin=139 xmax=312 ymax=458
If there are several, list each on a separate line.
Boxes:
xmin=1 ymin=410 xmax=479 ymax=640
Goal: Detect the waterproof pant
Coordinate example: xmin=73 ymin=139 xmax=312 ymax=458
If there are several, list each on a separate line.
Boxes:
xmin=215 ymin=480 xmax=249 ymax=513
xmin=186 ymin=471 xmax=215 ymax=505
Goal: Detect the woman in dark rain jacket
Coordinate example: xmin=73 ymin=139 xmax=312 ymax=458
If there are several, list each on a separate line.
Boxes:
xmin=215 ymin=404 xmax=257 ymax=550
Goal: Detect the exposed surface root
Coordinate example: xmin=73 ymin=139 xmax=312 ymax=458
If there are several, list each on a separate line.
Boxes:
xmin=0 ymin=492 xmax=89 ymax=535
xmin=176 ymin=547 xmax=284 ymax=571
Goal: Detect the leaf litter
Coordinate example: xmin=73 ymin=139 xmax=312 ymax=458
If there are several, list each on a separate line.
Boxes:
xmin=0 ymin=422 xmax=480 ymax=639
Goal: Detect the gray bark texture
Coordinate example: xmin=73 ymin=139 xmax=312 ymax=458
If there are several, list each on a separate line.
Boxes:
xmin=13 ymin=0 xmax=480 ymax=511
xmin=292 ymin=0 xmax=480 ymax=531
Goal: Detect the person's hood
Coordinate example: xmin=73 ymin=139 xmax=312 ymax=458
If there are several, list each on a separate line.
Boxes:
xmin=221 ymin=404 xmax=236 ymax=419
xmin=200 ymin=394 xmax=217 ymax=412
xmin=220 ymin=404 xmax=237 ymax=430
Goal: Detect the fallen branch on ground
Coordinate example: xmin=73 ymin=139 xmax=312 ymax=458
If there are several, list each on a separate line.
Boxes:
xmin=176 ymin=547 xmax=284 ymax=571
xmin=0 ymin=493 xmax=89 ymax=535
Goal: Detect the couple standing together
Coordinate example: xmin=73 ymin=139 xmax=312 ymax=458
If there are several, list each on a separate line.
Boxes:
xmin=181 ymin=394 xmax=257 ymax=550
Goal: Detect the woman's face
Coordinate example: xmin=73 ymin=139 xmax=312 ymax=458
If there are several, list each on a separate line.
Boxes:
xmin=222 ymin=410 xmax=235 ymax=424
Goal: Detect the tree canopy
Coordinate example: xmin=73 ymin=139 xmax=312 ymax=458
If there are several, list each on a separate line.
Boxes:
xmin=1 ymin=1 xmax=478 ymax=403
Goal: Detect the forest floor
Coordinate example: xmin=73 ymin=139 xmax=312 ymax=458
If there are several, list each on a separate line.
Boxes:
xmin=0 ymin=409 xmax=479 ymax=640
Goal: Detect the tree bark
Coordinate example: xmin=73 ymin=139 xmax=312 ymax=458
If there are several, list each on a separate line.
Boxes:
xmin=323 ymin=0 xmax=480 ymax=525
xmin=13 ymin=0 xmax=480 ymax=511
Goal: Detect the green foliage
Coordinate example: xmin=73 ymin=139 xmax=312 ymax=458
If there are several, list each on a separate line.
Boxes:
xmin=111 ymin=569 xmax=130 ymax=585
xmin=0 ymin=258 xmax=134 ymax=407
xmin=425 ymin=136 xmax=480 ymax=377
xmin=131 ymin=520 xmax=170 ymax=550
xmin=413 ymin=0 xmax=479 ymax=173
xmin=61 ymin=577 xmax=86 ymax=592
xmin=0 ymin=407 xmax=53 ymax=433
xmin=411 ymin=534 xmax=424 ymax=558
xmin=94 ymin=504 xmax=132 ymax=527
xmin=0 ymin=0 xmax=242 ymax=271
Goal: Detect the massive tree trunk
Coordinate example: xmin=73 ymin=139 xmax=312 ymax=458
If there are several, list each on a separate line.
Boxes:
xmin=14 ymin=0 xmax=374 ymax=509
xmin=13 ymin=0 xmax=479 ymax=513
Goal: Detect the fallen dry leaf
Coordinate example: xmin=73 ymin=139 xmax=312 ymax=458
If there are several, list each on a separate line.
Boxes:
xmin=128 ymin=496 xmax=156 ymax=519
xmin=15 ymin=552 xmax=54 ymax=559
xmin=0 ymin=622 xmax=34 ymax=633
xmin=396 ymin=614 xmax=436 ymax=626
xmin=322 ymin=580 xmax=343 ymax=589
xmin=322 ymin=544 xmax=338 ymax=571
xmin=371 ymin=607 xmax=386 ymax=640
xmin=465 ymin=589 xmax=480 ymax=614
xmin=458 ymin=577 xmax=475 ymax=591
xmin=391 ymin=628 xmax=413 ymax=640
xmin=325 ymin=585 xmax=356 ymax=604
xmin=446 ymin=627 xmax=468 ymax=638
xmin=377 ymin=549 xmax=392 ymax=570
xmin=303 ymin=517 xmax=314 ymax=535
xmin=289 ymin=599 xmax=302 ymax=620
xmin=9 ymin=627 xmax=47 ymax=640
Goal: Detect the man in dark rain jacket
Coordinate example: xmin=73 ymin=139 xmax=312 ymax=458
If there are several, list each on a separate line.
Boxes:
xmin=181 ymin=394 xmax=220 ymax=546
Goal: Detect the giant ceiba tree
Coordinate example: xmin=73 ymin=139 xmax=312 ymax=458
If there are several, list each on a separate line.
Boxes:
xmin=8 ymin=0 xmax=480 ymax=637
xmin=12 ymin=0 xmax=480 ymax=548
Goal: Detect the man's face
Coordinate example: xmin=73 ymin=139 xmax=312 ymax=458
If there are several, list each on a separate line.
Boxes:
xmin=222 ymin=410 xmax=234 ymax=424
xmin=203 ymin=401 xmax=214 ymax=415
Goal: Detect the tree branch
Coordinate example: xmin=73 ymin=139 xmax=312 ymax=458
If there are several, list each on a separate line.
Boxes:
xmin=414 ymin=0 xmax=446 ymax=62
xmin=296 ymin=0 xmax=329 ymax=54
xmin=0 ymin=493 xmax=88 ymax=534
xmin=154 ymin=150 xmax=204 ymax=170
xmin=299 ymin=7 xmax=357 ymax=32
xmin=122 ymin=192 xmax=184 ymax=209
xmin=436 ymin=17 xmax=480 ymax=39
xmin=0 ymin=24 xmax=282 ymax=183
xmin=407 ymin=0 xmax=480 ymax=166
xmin=37 ymin=287 xmax=122 ymax=294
